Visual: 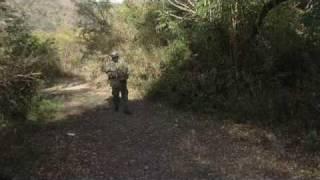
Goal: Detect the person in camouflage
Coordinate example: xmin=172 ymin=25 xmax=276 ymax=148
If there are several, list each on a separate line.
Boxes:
xmin=104 ymin=51 xmax=131 ymax=115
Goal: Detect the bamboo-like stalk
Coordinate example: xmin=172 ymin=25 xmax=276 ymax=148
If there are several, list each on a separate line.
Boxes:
xmin=167 ymin=0 xmax=196 ymax=14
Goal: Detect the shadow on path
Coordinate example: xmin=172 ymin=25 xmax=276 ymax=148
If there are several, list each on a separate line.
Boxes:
xmin=2 ymin=79 xmax=319 ymax=180
xmin=31 ymin=99 xmax=219 ymax=179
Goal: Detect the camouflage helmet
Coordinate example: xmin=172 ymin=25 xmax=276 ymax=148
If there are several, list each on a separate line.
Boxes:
xmin=110 ymin=51 xmax=119 ymax=59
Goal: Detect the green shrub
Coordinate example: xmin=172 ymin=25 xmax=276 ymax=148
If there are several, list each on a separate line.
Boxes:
xmin=0 ymin=61 xmax=40 ymax=123
xmin=0 ymin=0 xmax=62 ymax=124
xmin=27 ymin=96 xmax=62 ymax=123
xmin=147 ymin=39 xmax=194 ymax=106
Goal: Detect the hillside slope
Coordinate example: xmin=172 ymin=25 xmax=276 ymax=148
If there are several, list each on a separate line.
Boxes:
xmin=10 ymin=0 xmax=77 ymax=31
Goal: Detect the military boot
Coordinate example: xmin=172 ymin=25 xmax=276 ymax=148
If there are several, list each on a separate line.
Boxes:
xmin=114 ymin=106 xmax=119 ymax=112
xmin=123 ymin=106 xmax=132 ymax=115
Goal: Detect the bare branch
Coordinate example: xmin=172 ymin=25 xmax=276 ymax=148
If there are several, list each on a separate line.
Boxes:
xmin=163 ymin=10 xmax=184 ymax=20
xmin=187 ymin=0 xmax=195 ymax=7
xmin=167 ymin=0 xmax=196 ymax=14
xmin=174 ymin=0 xmax=192 ymax=10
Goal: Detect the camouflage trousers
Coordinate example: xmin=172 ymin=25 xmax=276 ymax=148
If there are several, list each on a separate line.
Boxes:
xmin=110 ymin=80 xmax=129 ymax=112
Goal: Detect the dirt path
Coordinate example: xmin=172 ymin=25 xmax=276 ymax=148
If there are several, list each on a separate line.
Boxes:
xmin=26 ymin=80 xmax=320 ymax=179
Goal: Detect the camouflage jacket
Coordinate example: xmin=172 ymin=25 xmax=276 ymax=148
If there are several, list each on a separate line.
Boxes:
xmin=104 ymin=59 xmax=129 ymax=83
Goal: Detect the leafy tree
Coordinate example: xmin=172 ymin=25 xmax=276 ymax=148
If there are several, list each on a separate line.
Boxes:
xmin=74 ymin=0 xmax=115 ymax=55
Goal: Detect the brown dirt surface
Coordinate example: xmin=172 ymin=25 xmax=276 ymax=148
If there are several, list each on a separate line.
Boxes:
xmin=10 ymin=79 xmax=320 ymax=179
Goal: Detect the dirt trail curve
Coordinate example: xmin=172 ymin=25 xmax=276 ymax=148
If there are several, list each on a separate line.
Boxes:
xmin=28 ymin=79 xmax=319 ymax=180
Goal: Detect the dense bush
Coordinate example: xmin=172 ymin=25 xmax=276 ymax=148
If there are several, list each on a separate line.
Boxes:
xmin=142 ymin=0 xmax=320 ymax=132
xmin=0 ymin=0 xmax=62 ymax=124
